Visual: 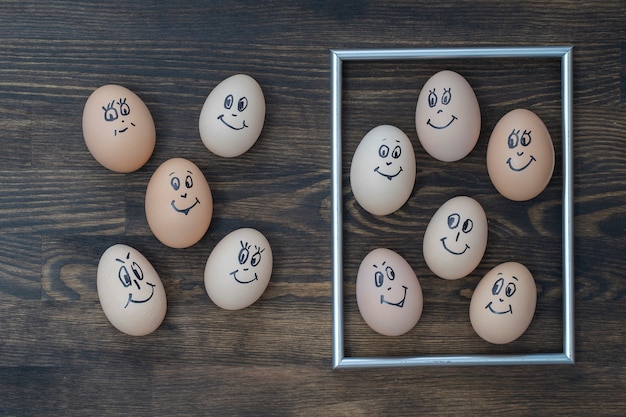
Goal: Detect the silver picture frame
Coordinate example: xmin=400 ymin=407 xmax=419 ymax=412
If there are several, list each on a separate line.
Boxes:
xmin=331 ymin=46 xmax=574 ymax=368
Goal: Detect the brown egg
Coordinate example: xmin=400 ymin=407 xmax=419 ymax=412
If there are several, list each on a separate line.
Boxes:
xmin=469 ymin=262 xmax=537 ymax=344
xmin=82 ymin=84 xmax=155 ymax=173
xmin=145 ymin=158 xmax=213 ymax=248
xmin=415 ymin=70 xmax=481 ymax=162
xmin=356 ymin=248 xmax=423 ymax=336
xmin=486 ymin=108 xmax=555 ymax=201
xmin=97 ymin=244 xmax=167 ymax=336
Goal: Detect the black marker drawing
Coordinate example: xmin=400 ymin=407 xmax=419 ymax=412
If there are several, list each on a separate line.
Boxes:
xmin=506 ymin=129 xmax=536 ymax=171
xmin=485 ymin=273 xmax=517 ymax=315
xmin=116 ymin=252 xmax=155 ymax=308
xmin=426 ymin=87 xmax=457 ymax=129
xmin=217 ymin=93 xmax=249 ymax=130
xmin=440 ymin=213 xmax=473 ymax=255
xmin=373 ymin=138 xmax=403 ymax=180
xmin=372 ymin=261 xmax=406 ymax=308
xmin=102 ymin=98 xmax=136 ymax=136
xmin=169 ymin=170 xmax=200 ymax=215
xmin=230 ymin=240 xmax=265 ymax=284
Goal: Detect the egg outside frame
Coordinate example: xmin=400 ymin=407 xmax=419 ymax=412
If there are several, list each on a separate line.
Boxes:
xmin=330 ymin=46 xmax=574 ymax=369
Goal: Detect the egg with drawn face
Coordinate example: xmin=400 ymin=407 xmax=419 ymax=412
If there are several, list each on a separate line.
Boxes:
xmin=423 ymin=196 xmax=488 ymax=280
xmin=204 ymin=228 xmax=273 ymax=310
xmin=415 ymin=70 xmax=481 ymax=162
xmin=470 ymin=262 xmax=537 ymax=344
xmin=350 ymin=125 xmax=416 ymax=216
xmin=82 ymin=84 xmax=156 ymax=172
xmin=487 ymin=108 xmax=555 ymax=201
xmin=97 ymin=244 xmax=167 ymax=336
xmin=356 ymin=248 xmax=423 ymax=336
xmin=145 ymin=158 xmax=213 ymax=248
xmin=199 ymin=74 xmax=265 ymax=157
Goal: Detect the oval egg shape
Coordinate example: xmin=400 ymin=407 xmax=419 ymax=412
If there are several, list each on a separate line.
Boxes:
xmin=199 ymin=74 xmax=266 ymax=157
xmin=487 ymin=108 xmax=555 ymax=201
xmin=356 ymin=248 xmax=423 ymax=336
xmin=415 ymin=70 xmax=481 ymax=162
xmin=205 ymin=228 xmax=273 ymax=310
xmin=423 ymin=196 xmax=488 ymax=280
xmin=82 ymin=84 xmax=156 ymax=173
xmin=350 ymin=125 xmax=416 ymax=216
xmin=145 ymin=158 xmax=213 ymax=248
xmin=470 ymin=261 xmax=537 ymax=344
xmin=97 ymin=244 xmax=167 ymax=336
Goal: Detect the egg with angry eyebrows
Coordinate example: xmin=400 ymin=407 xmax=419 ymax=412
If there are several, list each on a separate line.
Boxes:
xmin=204 ymin=228 xmax=273 ymax=310
xmin=356 ymin=248 xmax=423 ymax=336
xmin=350 ymin=125 xmax=416 ymax=216
xmin=415 ymin=70 xmax=481 ymax=162
xmin=145 ymin=158 xmax=213 ymax=248
xmin=423 ymin=196 xmax=488 ymax=280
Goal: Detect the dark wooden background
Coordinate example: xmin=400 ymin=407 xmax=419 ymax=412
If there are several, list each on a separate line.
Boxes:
xmin=1 ymin=1 xmax=624 ymax=415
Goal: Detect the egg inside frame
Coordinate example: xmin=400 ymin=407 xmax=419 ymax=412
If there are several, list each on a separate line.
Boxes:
xmin=331 ymin=47 xmax=574 ymax=369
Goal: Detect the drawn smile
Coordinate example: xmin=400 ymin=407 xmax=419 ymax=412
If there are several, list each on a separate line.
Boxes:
xmin=506 ymin=155 xmax=536 ymax=172
xmin=114 ymin=122 xmax=135 ymax=136
xmin=171 ymin=197 xmax=200 ymax=215
xmin=380 ymin=285 xmax=408 ymax=308
xmin=230 ymin=270 xmax=259 ymax=284
xmin=440 ymin=237 xmax=470 ymax=255
xmin=217 ymin=114 xmax=248 ymax=130
xmin=486 ymin=301 xmax=512 ymax=315
xmin=374 ymin=166 xmax=403 ymax=181
xmin=124 ymin=282 xmax=155 ymax=308
xmin=427 ymin=115 xmax=457 ymax=129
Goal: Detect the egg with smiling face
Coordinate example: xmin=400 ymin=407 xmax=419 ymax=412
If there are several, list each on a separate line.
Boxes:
xmin=470 ymin=261 xmax=537 ymax=344
xmin=415 ymin=70 xmax=481 ymax=162
xmin=487 ymin=108 xmax=555 ymax=201
xmin=350 ymin=125 xmax=416 ymax=216
xmin=199 ymin=74 xmax=265 ymax=157
xmin=356 ymin=248 xmax=423 ymax=336
xmin=423 ymin=196 xmax=488 ymax=280
xmin=145 ymin=158 xmax=213 ymax=248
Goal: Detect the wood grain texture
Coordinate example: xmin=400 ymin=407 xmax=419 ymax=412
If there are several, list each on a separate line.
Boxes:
xmin=0 ymin=0 xmax=625 ymax=415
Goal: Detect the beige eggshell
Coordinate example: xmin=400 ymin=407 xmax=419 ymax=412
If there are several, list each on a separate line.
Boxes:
xmin=487 ymin=108 xmax=555 ymax=201
xmin=199 ymin=74 xmax=265 ymax=157
xmin=415 ymin=70 xmax=481 ymax=162
xmin=204 ymin=228 xmax=273 ymax=310
xmin=356 ymin=248 xmax=423 ymax=336
xmin=423 ymin=196 xmax=488 ymax=280
xmin=82 ymin=84 xmax=156 ymax=173
xmin=470 ymin=261 xmax=537 ymax=344
xmin=97 ymin=244 xmax=167 ymax=336
xmin=350 ymin=125 xmax=416 ymax=216
xmin=145 ymin=158 xmax=213 ymax=248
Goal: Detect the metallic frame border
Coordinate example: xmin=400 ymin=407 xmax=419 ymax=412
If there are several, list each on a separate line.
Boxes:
xmin=331 ymin=47 xmax=574 ymax=369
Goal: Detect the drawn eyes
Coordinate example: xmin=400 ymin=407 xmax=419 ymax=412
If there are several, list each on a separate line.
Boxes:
xmin=102 ymin=98 xmax=130 ymax=122
xmin=427 ymin=88 xmax=452 ymax=108
xmin=378 ymin=144 xmax=401 ymax=159
xmin=170 ymin=175 xmax=193 ymax=191
xmin=374 ymin=265 xmax=395 ymax=288
xmin=447 ymin=213 xmax=473 ymax=233
xmin=118 ymin=262 xmax=143 ymax=287
xmin=507 ymin=129 xmax=532 ymax=149
xmin=491 ymin=277 xmax=517 ymax=297
xmin=224 ymin=94 xmax=248 ymax=112
xmin=238 ymin=241 xmax=264 ymax=267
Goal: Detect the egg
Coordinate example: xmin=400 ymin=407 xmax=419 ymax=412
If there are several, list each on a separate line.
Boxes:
xmin=82 ymin=84 xmax=156 ymax=173
xmin=199 ymin=74 xmax=266 ymax=157
xmin=97 ymin=244 xmax=167 ymax=336
xmin=415 ymin=70 xmax=481 ymax=162
xmin=356 ymin=248 xmax=423 ymax=336
xmin=470 ymin=261 xmax=537 ymax=344
xmin=145 ymin=158 xmax=213 ymax=248
xmin=204 ymin=228 xmax=273 ymax=310
xmin=350 ymin=125 xmax=416 ymax=216
xmin=423 ymin=196 xmax=488 ymax=280
xmin=486 ymin=108 xmax=555 ymax=201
